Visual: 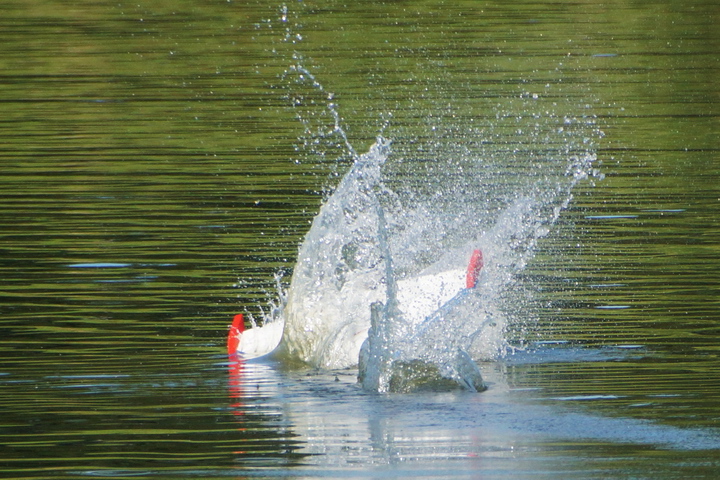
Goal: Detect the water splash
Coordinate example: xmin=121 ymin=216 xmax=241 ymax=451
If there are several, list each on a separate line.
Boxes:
xmin=234 ymin=6 xmax=603 ymax=392
xmin=273 ymin=137 xmax=392 ymax=369
xmin=235 ymin=126 xmax=598 ymax=392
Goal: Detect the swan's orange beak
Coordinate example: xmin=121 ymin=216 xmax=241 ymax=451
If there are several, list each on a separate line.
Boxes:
xmin=466 ymin=249 xmax=483 ymax=289
xmin=227 ymin=314 xmax=244 ymax=355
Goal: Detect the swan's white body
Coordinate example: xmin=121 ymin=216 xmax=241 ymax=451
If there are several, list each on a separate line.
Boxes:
xmin=228 ymin=263 xmax=474 ymax=369
xmin=395 ymin=269 xmax=466 ymax=325
xmin=226 ymin=140 xmax=486 ymax=391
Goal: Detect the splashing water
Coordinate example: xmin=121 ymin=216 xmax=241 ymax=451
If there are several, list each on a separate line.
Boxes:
xmin=229 ymin=7 xmax=603 ymax=391
xmin=231 ymin=127 xmax=599 ymax=392
xmin=274 ymin=138 xmax=391 ymax=369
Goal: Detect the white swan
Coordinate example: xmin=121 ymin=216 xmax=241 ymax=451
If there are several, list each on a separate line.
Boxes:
xmin=227 ymin=249 xmax=485 ymax=389
xmin=227 ymin=138 xmax=487 ymax=391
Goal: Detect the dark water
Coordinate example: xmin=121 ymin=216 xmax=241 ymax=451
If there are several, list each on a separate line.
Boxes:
xmin=1 ymin=0 xmax=719 ymax=478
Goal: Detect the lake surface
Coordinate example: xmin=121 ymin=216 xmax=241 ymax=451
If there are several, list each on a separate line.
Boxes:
xmin=1 ymin=0 xmax=719 ymax=478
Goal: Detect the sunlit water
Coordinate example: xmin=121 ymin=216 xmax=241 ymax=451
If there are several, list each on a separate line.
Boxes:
xmin=1 ymin=0 xmax=719 ymax=479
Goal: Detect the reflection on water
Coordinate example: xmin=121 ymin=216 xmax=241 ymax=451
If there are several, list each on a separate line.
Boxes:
xmin=3 ymin=347 xmax=718 ymax=479
xmin=229 ymin=352 xmax=720 ymax=460
xmin=1 ymin=0 xmax=719 ymax=478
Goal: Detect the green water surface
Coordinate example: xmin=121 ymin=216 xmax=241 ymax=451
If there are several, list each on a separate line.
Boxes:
xmin=1 ymin=0 xmax=719 ymax=478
